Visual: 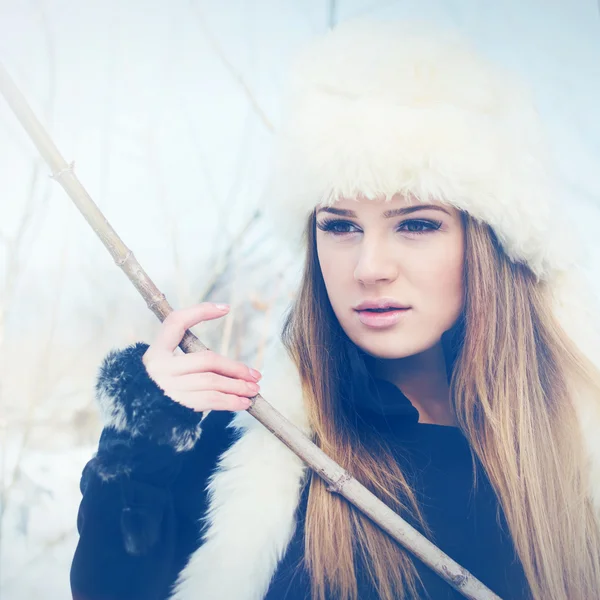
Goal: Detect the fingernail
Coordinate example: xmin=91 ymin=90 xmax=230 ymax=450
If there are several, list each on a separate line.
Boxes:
xmin=215 ymin=303 xmax=229 ymax=311
xmin=247 ymin=382 xmax=260 ymax=394
xmin=249 ymin=368 xmax=262 ymax=381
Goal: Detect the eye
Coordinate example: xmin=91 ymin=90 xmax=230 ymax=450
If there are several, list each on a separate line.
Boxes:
xmin=316 ymin=218 xmax=361 ymax=236
xmin=398 ymin=219 xmax=442 ymax=235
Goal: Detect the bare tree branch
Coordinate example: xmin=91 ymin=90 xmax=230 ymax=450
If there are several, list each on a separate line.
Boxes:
xmin=198 ymin=208 xmax=261 ymax=302
xmin=188 ymin=0 xmax=275 ymax=134
xmin=329 ymin=0 xmax=338 ymax=29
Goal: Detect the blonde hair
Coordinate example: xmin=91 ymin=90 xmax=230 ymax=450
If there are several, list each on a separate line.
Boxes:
xmin=281 ymin=210 xmax=600 ymax=600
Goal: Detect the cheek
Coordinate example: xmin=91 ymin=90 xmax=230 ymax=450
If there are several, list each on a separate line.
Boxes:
xmin=317 ymin=243 xmax=348 ymax=302
xmin=417 ymin=248 xmax=464 ymax=323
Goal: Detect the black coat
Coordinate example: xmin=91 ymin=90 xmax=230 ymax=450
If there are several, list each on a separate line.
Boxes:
xmin=70 ymin=342 xmax=530 ymax=600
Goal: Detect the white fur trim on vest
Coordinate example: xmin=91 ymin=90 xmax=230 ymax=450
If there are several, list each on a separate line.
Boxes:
xmin=169 ymin=342 xmax=311 ymax=600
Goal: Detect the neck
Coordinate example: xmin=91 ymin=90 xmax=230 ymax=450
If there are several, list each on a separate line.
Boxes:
xmin=367 ymin=342 xmax=458 ymax=426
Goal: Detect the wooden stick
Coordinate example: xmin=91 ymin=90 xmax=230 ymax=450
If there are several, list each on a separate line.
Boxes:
xmin=0 ymin=61 xmax=501 ymax=600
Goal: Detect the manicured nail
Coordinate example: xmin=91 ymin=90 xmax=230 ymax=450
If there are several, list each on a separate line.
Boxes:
xmin=249 ymin=368 xmax=262 ymax=381
xmin=247 ymin=382 xmax=260 ymax=394
xmin=215 ymin=303 xmax=229 ymax=311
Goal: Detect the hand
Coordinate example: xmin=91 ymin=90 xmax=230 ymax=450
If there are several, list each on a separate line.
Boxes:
xmin=142 ymin=303 xmax=261 ymax=412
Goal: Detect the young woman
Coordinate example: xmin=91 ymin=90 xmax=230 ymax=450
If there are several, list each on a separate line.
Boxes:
xmin=70 ymin=19 xmax=600 ymax=600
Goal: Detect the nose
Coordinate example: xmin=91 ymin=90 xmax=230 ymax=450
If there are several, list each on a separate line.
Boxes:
xmin=353 ymin=236 xmax=399 ymax=285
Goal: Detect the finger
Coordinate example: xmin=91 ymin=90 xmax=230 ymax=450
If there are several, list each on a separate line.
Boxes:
xmin=169 ymin=351 xmax=261 ymax=381
xmin=167 ymin=372 xmax=260 ymax=398
xmin=175 ymin=390 xmax=253 ymax=413
xmin=152 ymin=303 xmax=230 ymax=355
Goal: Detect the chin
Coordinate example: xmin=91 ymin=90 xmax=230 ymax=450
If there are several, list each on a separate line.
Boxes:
xmin=347 ymin=330 xmax=439 ymax=360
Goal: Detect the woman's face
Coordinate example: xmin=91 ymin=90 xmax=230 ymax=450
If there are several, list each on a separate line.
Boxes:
xmin=315 ymin=194 xmax=465 ymax=359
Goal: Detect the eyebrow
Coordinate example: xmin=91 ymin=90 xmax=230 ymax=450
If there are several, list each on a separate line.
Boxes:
xmin=316 ymin=204 xmax=451 ymax=218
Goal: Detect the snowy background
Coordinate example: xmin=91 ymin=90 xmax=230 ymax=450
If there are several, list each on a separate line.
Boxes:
xmin=1 ymin=1 xmax=599 ymax=598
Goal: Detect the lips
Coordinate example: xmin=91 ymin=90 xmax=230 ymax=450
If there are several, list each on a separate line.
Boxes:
xmin=354 ymin=303 xmax=412 ymax=329
xmin=353 ymin=299 xmax=411 ymax=311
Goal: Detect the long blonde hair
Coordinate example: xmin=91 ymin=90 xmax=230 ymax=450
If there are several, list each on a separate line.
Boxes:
xmin=281 ymin=210 xmax=600 ymax=600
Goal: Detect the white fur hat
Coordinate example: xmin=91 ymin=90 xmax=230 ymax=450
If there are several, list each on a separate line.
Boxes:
xmin=264 ymin=19 xmax=577 ymax=281
xmin=261 ymin=20 xmax=600 ymax=506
